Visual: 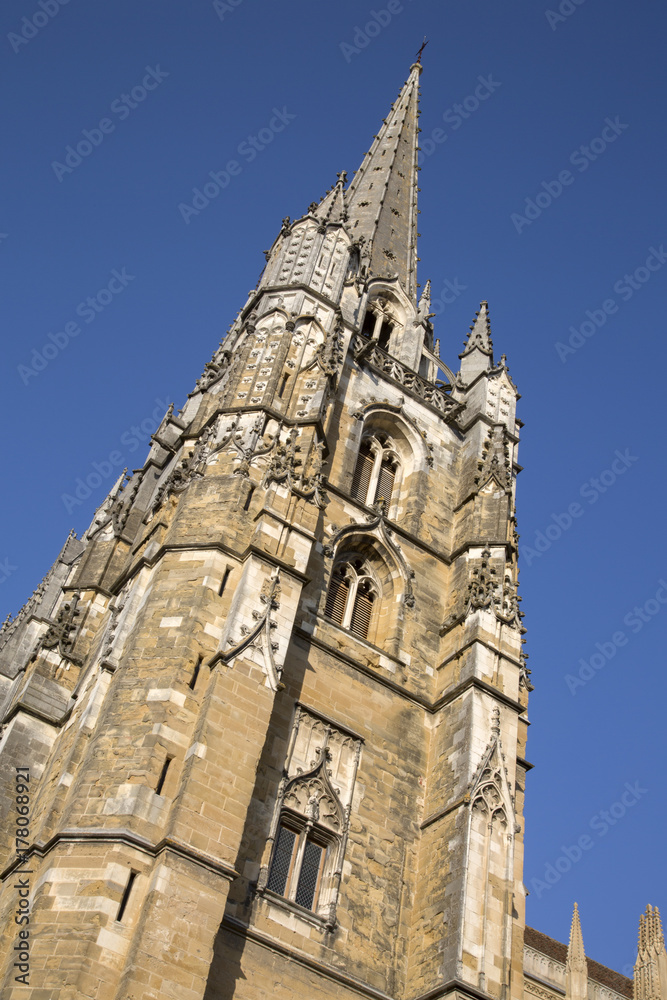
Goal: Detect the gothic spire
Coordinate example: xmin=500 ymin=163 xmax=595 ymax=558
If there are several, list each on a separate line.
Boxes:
xmin=461 ymin=300 xmax=493 ymax=357
xmin=635 ymin=905 xmax=667 ymax=1000
xmin=311 ymin=171 xmax=348 ymax=227
xmin=457 ymin=300 xmax=495 ymax=383
xmin=566 ymin=903 xmax=588 ymax=1000
xmin=345 ymin=62 xmax=422 ymax=301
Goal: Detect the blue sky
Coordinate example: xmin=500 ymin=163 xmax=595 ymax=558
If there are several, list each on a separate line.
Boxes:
xmin=2 ymin=0 xmax=666 ymax=973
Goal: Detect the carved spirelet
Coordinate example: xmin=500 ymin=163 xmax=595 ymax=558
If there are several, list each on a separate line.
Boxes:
xmin=474 ymin=427 xmax=512 ymax=494
xmin=466 ymin=547 xmax=499 ymax=611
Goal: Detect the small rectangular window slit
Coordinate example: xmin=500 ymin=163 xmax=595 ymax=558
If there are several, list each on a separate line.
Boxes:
xmin=116 ymin=870 xmax=137 ymax=923
xmin=189 ymin=656 xmax=202 ymax=690
xmin=243 ymin=486 xmax=254 ymax=512
xmin=155 ymin=756 xmax=173 ymax=795
xmin=218 ymin=567 xmax=231 ymax=597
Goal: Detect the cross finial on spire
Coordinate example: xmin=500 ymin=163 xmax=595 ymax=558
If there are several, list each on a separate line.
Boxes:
xmin=416 ymin=37 xmax=429 ymax=63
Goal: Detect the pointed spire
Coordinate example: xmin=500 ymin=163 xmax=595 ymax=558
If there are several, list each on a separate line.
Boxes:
xmin=461 ymin=300 xmax=493 ymax=357
xmin=635 ymin=905 xmax=667 ymax=1000
xmin=311 ymin=171 xmax=348 ymax=227
xmin=346 ymin=62 xmax=422 ymax=301
xmin=417 ymin=279 xmax=431 ymax=321
xmin=458 ymin=300 xmax=495 ymax=383
xmin=566 ymin=903 xmax=588 ymax=1000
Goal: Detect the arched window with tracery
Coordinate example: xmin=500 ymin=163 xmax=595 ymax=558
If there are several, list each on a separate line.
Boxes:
xmin=351 ymin=432 xmax=400 ymax=512
xmin=258 ymin=708 xmax=362 ymax=928
xmin=324 ymin=557 xmax=379 ymax=641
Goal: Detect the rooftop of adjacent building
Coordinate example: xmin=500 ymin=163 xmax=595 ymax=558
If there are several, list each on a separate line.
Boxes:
xmin=525 ymin=925 xmax=633 ymax=999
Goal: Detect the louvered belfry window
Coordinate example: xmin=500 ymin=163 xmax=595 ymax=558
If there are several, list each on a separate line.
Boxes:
xmin=326 ymin=558 xmax=378 ymax=642
xmin=351 ymin=434 xmax=400 ymax=511
xmin=351 ymin=444 xmax=374 ymax=503
xmin=374 ymin=459 xmax=396 ymax=508
xmin=349 ymin=580 xmax=375 ymax=640
xmin=324 ymin=571 xmax=349 ymax=625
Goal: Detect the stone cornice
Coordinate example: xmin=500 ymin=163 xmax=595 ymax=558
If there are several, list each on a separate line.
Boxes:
xmin=0 ymin=828 xmax=239 ymax=884
xmin=296 ymin=626 xmax=524 ymax=716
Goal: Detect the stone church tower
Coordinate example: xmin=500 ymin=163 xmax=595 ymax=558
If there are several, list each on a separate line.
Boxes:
xmin=0 ymin=62 xmax=661 ymax=1000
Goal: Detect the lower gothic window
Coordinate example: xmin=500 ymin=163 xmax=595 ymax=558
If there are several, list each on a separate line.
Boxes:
xmin=325 ymin=558 xmax=378 ymax=641
xmin=267 ymin=820 xmax=328 ymax=910
xmin=258 ymin=707 xmax=363 ymax=929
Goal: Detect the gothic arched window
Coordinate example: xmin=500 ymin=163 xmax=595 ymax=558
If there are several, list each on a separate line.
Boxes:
xmin=324 ymin=558 xmax=378 ymax=641
xmin=351 ymin=433 xmax=400 ymax=512
xmin=260 ymin=718 xmax=356 ymax=927
xmin=267 ymin=818 xmax=330 ymax=911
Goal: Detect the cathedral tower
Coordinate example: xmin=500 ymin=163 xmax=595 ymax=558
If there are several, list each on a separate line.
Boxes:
xmin=0 ymin=63 xmax=530 ymax=1000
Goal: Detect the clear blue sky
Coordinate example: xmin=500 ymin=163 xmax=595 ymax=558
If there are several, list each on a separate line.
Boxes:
xmin=2 ymin=0 xmax=665 ymax=974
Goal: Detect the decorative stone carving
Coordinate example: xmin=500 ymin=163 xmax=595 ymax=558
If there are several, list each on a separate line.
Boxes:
xmin=323 ymin=506 xmax=415 ymax=608
xmin=150 ymin=425 xmax=215 ymax=515
xmin=352 ymin=334 xmax=463 ymax=422
xmin=468 ymin=708 xmax=516 ymax=830
xmin=257 ymin=707 xmax=362 ymax=929
xmin=40 ymin=594 xmax=83 ymax=664
xmin=191 ymin=346 xmax=232 ymax=395
xmin=459 ymin=547 xmax=524 ymax=631
xmin=221 ymin=569 xmax=283 ymax=691
xmin=466 ymin=547 xmax=499 ymax=612
xmin=262 ymin=428 xmax=329 ymax=509
xmin=220 ymin=412 xmax=276 ymax=478
xmin=474 ymin=427 xmax=512 ymax=494
xmin=100 ymin=594 xmax=126 ymax=667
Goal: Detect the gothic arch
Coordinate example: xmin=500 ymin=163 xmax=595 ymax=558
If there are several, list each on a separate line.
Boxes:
xmin=359 ymin=286 xmax=408 ymax=353
xmin=460 ymin=710 xmax=517 ymax=996
xmin=322 ymin=521 xmax=414 ymax=649
xmin=348 ymin=404 xmax=432 ymax=521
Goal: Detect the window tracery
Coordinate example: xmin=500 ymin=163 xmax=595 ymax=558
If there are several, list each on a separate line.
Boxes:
xmin=259 ymin=708 xmax=362 ymax=929
xmin=351 ymin=432 xmax=400 ymax=512
xmin=324 ymin=557 xmax=379 ymax=641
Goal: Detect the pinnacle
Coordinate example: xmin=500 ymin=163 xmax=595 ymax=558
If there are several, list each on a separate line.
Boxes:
xmin=567 ymin=902 xmax=586 ymax=970
xmin=638 ymin=904 xmax=666 ymax=955
xmin=461 ymin=300 xmax=494 ymax=357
